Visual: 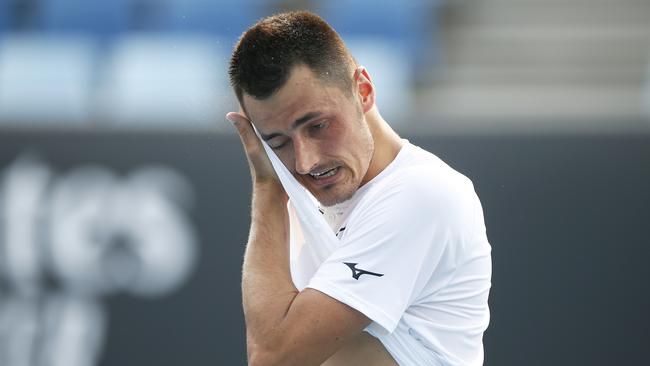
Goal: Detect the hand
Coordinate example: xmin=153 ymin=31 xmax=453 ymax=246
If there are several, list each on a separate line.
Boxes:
xmin=226 ymin=111 xmax=281 ymax=185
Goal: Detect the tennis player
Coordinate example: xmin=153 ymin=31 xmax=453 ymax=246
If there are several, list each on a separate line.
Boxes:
xmin=227 ymin=11 xmax=492 ymax=366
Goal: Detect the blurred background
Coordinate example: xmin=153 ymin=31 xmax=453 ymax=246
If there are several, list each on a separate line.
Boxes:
xmin=0 ymin=0 xmax=649 ymax=365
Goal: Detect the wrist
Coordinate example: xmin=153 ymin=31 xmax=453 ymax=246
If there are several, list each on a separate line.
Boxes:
xmin=253 ymin=180 xmax=288 ymax=201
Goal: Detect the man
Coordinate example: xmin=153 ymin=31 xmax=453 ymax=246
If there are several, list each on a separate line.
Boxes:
xmin=226 ymin=11 xmax=491 ymax=366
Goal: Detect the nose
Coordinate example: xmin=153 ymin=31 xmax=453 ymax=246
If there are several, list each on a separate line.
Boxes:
xmin=293 ymin=138 xmax=319 ymax=175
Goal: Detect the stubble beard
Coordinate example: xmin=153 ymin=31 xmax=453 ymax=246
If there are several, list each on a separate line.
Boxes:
xmin=315 ymin=171 xmax=355 ymax=207
xmin=304 ymin=103 xmax=375 ymax=207
xmin=316 ymin=139 xmax=374 ymax=208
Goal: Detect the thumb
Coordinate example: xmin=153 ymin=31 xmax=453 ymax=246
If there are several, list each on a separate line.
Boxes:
xmin=226 ymin=111 xmax=251 ymax=133
xmin=225 ymin=111 xmax=279 ymax=183
xmin=226 ymin=111 xmax=260 ymax=152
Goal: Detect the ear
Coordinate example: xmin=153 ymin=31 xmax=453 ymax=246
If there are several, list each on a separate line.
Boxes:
xmin=354 ymin=66 xmax=375 ymax=114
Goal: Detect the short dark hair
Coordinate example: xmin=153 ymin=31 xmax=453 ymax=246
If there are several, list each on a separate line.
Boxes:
xmin=229 ymin=11 xmax=355 ymax=105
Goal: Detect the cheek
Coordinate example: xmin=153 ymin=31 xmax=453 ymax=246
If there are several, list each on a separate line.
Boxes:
xmin=275 ymin=150 xmax=295 ymax=172
xmin=330 ymin=127 xmax=370 ymax=164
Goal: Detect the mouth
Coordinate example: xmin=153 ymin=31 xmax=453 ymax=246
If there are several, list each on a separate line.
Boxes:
xmin=306 ymin=166 xmax=341 ymax=187
xmin=310 ymin=167 xmax=338 ymax=179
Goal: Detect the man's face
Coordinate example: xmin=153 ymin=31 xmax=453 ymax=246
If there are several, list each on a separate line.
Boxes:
xmin=242 ymin=65 xmax=374 ymax=207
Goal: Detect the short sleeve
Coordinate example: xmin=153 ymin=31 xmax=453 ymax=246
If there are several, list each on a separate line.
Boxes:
xmin=306 ymin=167 xmax=478 ymax=334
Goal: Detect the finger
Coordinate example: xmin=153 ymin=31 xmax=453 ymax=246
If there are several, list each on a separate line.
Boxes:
xmin=226 ymin=112 xmax=263 ymax=156
xmin=226 ymin=112 xmax=278 ymax=181
xmin=226 ymin=111 xmax=249 ymax=126
xmin=226 ymin=111 xmax=251 ymax=135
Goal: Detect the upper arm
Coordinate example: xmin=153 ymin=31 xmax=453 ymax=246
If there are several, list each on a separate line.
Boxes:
xmin=250 ymin=167 xmax=479 ymax=365
xmin=305 ymin=172 xmax=476 ymax=332
xmin=321 ymin=331 xmax=398 ymax=366
xmin=248 ymin=288 xmax=372 ymax=366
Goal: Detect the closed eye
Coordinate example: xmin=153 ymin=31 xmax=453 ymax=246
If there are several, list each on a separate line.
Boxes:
xmin=311 ymin=120 xmax=329 ymax=131
xmin=271 ymin=142 xmax=287 ymax=150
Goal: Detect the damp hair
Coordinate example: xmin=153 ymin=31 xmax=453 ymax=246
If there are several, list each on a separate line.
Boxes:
xmin=229 ymin=11 xmax=356 ymax=106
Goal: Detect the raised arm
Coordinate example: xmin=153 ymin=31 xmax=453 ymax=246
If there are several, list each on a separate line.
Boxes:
xmin=227 ymin=111 xmax=374 ymax=366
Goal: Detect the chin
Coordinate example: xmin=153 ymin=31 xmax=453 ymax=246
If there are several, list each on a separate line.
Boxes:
xmin=313 ymin=185 xmax=356 ymax=207
xmin=295 ymin=170 xmax=358 ymax=207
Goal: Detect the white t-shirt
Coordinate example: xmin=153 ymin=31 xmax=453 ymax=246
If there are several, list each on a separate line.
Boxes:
xmin=288 ymin=141 xmax=492 ymax=366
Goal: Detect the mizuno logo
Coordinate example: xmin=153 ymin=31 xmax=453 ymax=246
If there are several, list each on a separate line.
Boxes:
xmin=344 ymin=262 xmax=384 ymax=280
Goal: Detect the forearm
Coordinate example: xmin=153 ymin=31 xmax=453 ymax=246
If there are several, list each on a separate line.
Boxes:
xmin=242 ymin=181 xmax=297 ymax=349
xmin=228 ymin=111 xmax=372 ymax=366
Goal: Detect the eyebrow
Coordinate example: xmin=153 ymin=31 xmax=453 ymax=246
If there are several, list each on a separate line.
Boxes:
xmin=260 ymin=111 xmax=323 ymax=141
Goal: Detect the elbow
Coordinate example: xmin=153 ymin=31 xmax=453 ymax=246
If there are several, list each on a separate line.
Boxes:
xmin=247 ymin=339 xmax=302 ymax=366
xmin=248 ymin=347 xmax=285 ymax=366
xmin=247 ymin=337 xmax=282 ymax=366
xmin=248 ymin=351 xmax=274 ymax=366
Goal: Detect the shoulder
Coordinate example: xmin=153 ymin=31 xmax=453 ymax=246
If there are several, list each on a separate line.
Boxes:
xmin=345 ymin=144 xmax=481 ymax=247
xmin=339 ymin=145 xmax=482 ymax=260
xmin=371 ymin=145 xmax=477 ymax=219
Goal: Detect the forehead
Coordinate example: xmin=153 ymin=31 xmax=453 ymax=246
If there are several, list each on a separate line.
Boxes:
xmin=242 ymin=65 xmax=348 ymax=132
